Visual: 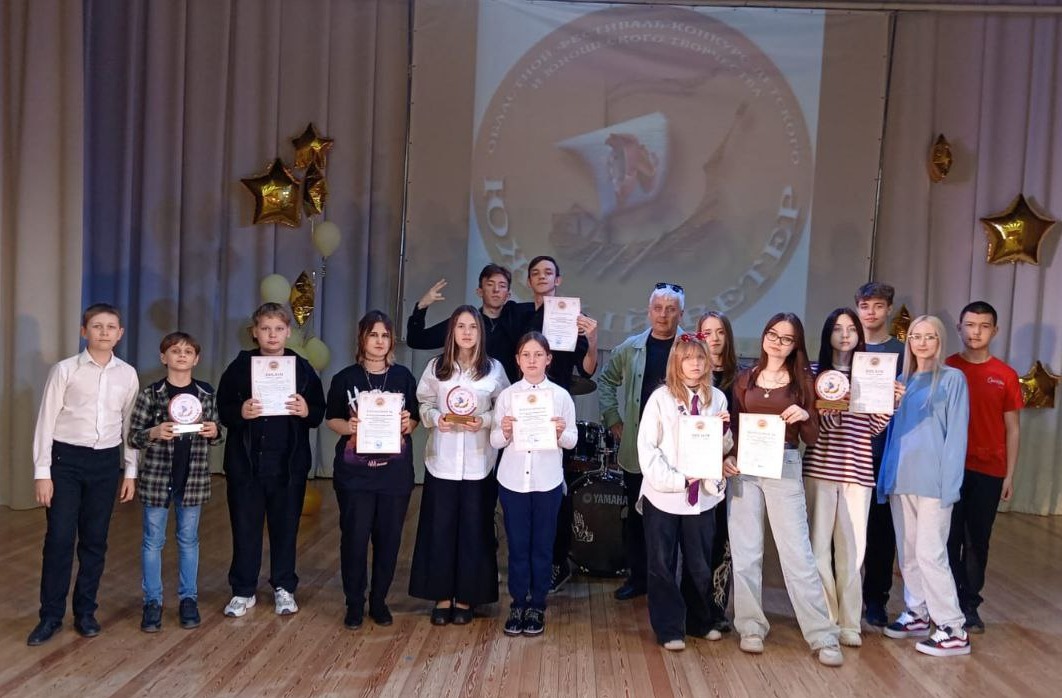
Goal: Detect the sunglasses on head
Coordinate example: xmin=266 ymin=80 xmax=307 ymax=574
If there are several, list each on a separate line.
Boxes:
xmin=655 ymin=282 xmax=684 ymax=294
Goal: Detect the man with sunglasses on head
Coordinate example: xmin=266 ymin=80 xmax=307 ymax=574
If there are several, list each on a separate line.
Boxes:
xmin=599 ymin=283 xmax=686 ymax=601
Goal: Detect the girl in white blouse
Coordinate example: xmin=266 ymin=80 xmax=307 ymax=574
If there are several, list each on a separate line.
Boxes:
xmin=409 ymin=306 xmax=509 ymax=625
xmin=491 ymin=332 xmax=577 ymax=637
xmin=637 ymin=335 xmax=733 ymax=651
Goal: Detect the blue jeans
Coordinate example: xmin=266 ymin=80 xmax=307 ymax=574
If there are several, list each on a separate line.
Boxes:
xmin=142 ymin=503 xmax=202 ymax=604
xmin=499 ymin=484 xmax=562 ymax=611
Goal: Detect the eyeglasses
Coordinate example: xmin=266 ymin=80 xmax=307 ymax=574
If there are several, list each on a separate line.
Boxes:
xmin=765 ymin=330 xmax=796 ymax=347
xmin=654 ymin=282 xmax=684 ymax=294
xmin=908 ymin=333 xmax=939 ymax=342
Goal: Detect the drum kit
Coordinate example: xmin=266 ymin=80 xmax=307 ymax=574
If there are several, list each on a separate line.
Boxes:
xmin=564 ymin=420 xmax=628 ymax=578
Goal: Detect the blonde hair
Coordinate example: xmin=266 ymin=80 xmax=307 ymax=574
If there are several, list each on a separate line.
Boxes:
xmin=665 ymin=337 xmax=713 ymax=412
xmin=903 ymin=315 xmax=947 ymax=407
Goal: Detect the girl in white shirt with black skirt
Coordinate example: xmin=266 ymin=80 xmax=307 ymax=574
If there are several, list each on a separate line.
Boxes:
xmin=410 ymin=306 xmax=509 ymax=625
xmin=491 ymin=332 xmax=577 ymax=636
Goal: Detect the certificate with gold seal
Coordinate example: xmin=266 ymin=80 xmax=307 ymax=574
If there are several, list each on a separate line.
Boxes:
xmin=251 ymin=356 xmax=296 ymax=416
xmin=355 ymin=392 xmax=403 ymax=454
xmin=678 ymin=415 xmax=723 ymax=480
xmin=511 ymin=389 xmax=557 ymax=451
xmin=850 ymin=351 xmax=897 ymax=415
xmin=736 ymin=414 xmax=785 ymax=479
xmin=443 ymin=385 xmax=479 ymax=425
xmin=543 ymin=296 xmax=580 ymax=352
xmin=169 ymin=393 xmax=204 ymax=434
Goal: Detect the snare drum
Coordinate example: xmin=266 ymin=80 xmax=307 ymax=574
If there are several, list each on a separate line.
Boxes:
xmin=563 ymin=421 xmax=616 ymax=473
xmin=568 ymin=470 xmax=628 ymax=577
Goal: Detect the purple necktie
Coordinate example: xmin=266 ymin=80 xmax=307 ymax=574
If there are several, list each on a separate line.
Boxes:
xmin=687 ymin=394 xmax=700 ymax=505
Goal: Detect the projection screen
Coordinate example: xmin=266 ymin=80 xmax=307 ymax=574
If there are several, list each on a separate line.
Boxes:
xmin=403 ymin=0 xmax=891 ymax=358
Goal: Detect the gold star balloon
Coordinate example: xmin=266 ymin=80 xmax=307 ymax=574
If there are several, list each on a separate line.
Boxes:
xmin=302 ymin=160 xmax=328 ymax=216
xmin=289 ymin=271 xmax=316 ymax=327
xmin=1019 ymin=361 xmax=1058 ymax=409
xmin=241 ymin=158 xmax=302 ymax=228
xmin=889 ymin=304 xmax=912 ymax=342
xmin=980 ymin=194 xmax=1057 ymax=265
xmin=928 ymin=134 xmax=953 ymax=183
xmin=292 ymin=122 xmax=334 ymax=169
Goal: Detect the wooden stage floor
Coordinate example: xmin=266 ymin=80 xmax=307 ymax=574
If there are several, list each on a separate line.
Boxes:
xmin=2 ymin=477 xmax=1060 ymax=697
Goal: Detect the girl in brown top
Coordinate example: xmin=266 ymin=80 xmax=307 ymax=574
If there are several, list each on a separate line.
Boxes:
xmin=724 ymin=313 xmax=843 ymax=667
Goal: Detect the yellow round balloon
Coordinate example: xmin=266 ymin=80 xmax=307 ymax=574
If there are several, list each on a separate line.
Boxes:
xmin=260 ymin=274 xmax=291 ymax=304
xmin=313 ymin=221 xmax=341 ymax=258
xmin=302 ymin=486 xmax=322 ymax=517
xmin=304 ymin=337 xmax=331 ymax=371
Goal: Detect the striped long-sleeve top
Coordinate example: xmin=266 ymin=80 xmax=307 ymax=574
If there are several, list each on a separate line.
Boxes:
xmin=802 ymin=410 xmax=891 ymax=488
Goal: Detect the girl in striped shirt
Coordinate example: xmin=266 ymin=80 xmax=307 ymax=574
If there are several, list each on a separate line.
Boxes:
xmin=803 ymin=307 xmax=897 ymax=647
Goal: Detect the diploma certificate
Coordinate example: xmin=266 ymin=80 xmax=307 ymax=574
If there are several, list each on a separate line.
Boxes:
xmin=678 ymin=415 xmax=724 ymax=480
xmin=251 ymin=356 xmax=297 ymax=417
xmin=849 ymin=351 xmax=898 ymax=415
xmin=355 ymin=392 xmax=403 ymax=454
xmin=542 ymin=296 xmax=580 ymax=352
xmin=511 ymin=389 xmax=557 ymax=451
xmin=737 ymin=414 xmax=786 ymax=479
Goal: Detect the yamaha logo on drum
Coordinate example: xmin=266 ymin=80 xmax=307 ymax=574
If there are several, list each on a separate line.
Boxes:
xmin=582 ymin=492 xmax=625 ymax=506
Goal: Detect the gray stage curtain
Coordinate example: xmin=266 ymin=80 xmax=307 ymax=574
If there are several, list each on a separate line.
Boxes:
xmin=0 ymin=0 xmax=85 ymax=509
xmin=875 ymin=12 xmax=1062 ymax=514
xmin=82 ymin=0 xmax=411 ymax=478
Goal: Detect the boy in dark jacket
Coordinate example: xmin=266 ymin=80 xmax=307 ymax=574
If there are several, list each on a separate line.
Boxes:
xmin=217 ymin=303 xmax=325 ymax=617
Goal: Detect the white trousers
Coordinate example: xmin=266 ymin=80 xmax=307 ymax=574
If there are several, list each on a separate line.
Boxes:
xmin=890 ymin=494 xmax=965 ymax=629
xmin=804 ymin=478 xmax=872 ymax=634
xmin=729 ymin=450 xmax=839 ymax=650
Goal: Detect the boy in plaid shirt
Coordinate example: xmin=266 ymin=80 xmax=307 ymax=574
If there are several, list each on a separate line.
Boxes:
xmin=128 ymin=332 xmax=222 ymax=631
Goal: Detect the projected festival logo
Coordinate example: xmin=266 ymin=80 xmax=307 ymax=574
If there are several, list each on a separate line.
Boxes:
xmin=470 ymin=7 xmax=814 ymax=347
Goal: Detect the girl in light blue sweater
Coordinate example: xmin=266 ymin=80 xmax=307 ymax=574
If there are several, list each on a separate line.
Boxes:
xmin=878 ymin=315 xmax=970 ymax=657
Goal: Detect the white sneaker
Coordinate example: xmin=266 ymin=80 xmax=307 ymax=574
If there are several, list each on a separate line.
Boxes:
xmin=817 ymin=644 xmax=844 ymax=667
xmin=274 ymin=587 xmax=299 ymax=615
xmin=739 ymin=635 xmax=764 ymax=654
xmin=839 ymin=630 xmax=863 ymax=647
xmin=224 ymin=595 xmax=256 ymax=617
xmin=663 ymin=639 xmax=686 ymax=651
xmin=706 ymin=629 xmax=723 ymax=641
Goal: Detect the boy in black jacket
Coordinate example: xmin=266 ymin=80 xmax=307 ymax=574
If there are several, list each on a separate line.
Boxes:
xmin=217 ymin=303 xmax=325 ymax=617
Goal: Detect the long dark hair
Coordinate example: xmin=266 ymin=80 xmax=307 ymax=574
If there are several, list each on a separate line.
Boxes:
xmin=816 ymin=307 xmax=865 ymax=373
xmin=355 ymin=310 xmax=395 ymax=366
xmin=752 ymin=312 xmax=812 ymax=405
xmin=434 ymin=305 xmax=492 ymax=381
xmin=697 ymin=311 xmax=738 ymax=390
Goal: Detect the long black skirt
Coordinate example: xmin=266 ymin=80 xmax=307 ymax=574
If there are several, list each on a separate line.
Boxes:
xmin=408 ymin=470 xmax=499 ymax=605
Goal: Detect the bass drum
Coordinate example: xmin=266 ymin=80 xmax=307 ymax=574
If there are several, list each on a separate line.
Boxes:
xmin=568 ymin=470 xmax=628 ymax=577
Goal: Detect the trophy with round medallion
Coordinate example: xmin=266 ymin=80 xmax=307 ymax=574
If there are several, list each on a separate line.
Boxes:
xmin=443 ymin=385 xmax=478 ymax=425
xmin=815 ymin=370 xmax=850 ymax=411
xmin=169 ymin=392 xmax=205 ymax=434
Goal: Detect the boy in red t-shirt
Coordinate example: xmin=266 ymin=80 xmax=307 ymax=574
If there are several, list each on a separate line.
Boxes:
xmin=944 ymin=301 xmax=1022 ymax=634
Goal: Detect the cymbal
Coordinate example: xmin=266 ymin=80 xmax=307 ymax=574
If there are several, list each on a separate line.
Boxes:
xmin=570 ymin=375 xmax=597 ymax=396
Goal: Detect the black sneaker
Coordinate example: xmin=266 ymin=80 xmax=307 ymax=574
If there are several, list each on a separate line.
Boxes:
xmin=963 ymin=608 xmax=985 ymax=634
xmin=522 ymin=608 xmax=545 ymax=636
xmin=179 ymin=598 xmax=201 ymax=629
xmin=370 ymin=604 xmax=393 ymax=627
xmin=74 ymin=614 xmax=101 ymax=638
xmin=864 ymin=602 xmax=888 ymax=627
xmin=344 ymin=606 xmax=364 ymax=629
xmin=504 ymin=607 xmax=524 ymax=636
xmin=141 ymin=601 xmax=162 ymax=633
xmin=549 ymin=562 xmax=571 ymax=595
